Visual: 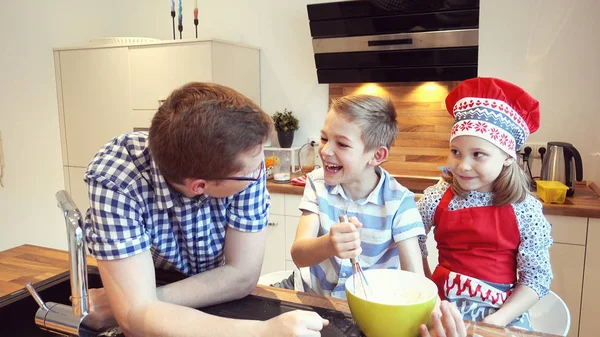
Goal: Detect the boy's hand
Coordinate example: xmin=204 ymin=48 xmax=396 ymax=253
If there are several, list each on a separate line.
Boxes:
xmin=328 ymin=216 xmax=363 ymax=259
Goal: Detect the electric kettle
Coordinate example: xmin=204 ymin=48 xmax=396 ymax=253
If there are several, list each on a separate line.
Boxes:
xmin=540 ymin=142 xmax=583 ymax=196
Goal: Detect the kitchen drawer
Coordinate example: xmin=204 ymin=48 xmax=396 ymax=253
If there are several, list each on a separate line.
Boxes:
xmin=284 ymin=194 xmax=303 ymax=216
xmin=547 ymin=215 xmax=588 ymax=245
xmin=270 ymin=193 xmax=285 ymax=215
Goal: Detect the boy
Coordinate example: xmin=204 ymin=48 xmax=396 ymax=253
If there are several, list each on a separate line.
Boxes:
xmin=290 ymin=95 xmax=425 ymax=298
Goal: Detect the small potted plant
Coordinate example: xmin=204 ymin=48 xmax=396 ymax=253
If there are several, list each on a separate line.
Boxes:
xmin=272 ymin=108 xmax=299 ymax=148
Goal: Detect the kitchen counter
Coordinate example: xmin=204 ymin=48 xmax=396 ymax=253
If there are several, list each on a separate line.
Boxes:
xmin=0 ymin=244 xmax=560 ymax=337
xmin=267 ymin=175 xmax=600 ymax=219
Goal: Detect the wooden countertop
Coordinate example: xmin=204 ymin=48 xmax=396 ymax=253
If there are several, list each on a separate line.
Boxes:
xmin=0 ymin=245 xmax=559 ymax=337
xmin=268 ymin=176 xmax=600 ymax=219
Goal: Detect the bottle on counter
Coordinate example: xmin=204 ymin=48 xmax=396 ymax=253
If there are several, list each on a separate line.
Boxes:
xmin=274 ymin=151 xmax=291 ymax=183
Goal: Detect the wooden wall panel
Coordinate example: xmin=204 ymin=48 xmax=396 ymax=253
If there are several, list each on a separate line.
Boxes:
xmin=329 ymin=82 xmax=457 ymax=177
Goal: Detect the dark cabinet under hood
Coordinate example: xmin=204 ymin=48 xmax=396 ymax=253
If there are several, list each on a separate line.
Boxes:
xmin=307 ymin=0 xmax=479 ymax=84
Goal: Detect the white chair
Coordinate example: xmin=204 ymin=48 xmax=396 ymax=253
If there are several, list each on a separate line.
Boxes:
xmin=258 ymin=270 xmax=294 ymax=286
xmin=529 ymin=290 xmax=571 ymax=336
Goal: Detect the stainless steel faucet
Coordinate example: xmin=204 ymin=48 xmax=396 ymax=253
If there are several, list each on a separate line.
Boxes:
xmin=56 ymin=189 xmax=89 ymax=316
xmin=25 ymin=190 xmax=95 ymax=336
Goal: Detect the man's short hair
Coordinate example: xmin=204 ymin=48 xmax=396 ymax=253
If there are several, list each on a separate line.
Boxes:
xmin=149 ymin=82 xmax=273 ymax=183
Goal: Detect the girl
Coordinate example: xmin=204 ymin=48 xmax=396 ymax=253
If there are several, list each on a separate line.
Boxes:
xmin=417 ymin=77 xmax=553 ymax=330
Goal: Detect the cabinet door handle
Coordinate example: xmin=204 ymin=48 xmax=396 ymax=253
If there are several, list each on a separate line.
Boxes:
xmin=268 ymin=222 xmax=278 ymax=226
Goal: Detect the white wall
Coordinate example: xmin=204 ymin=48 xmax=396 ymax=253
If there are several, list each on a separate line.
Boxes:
xmin=479 ymin=0 xmax=600 ymax=185
xmin=0 ymin=0 xmax=338 ymax=251
xmin=110 ymin=0 xmax=338 ymax=146
xmin=2 ymin=0 xmax=598 ymax=252
xmin=0 ymin=1 xmax=129 ymax=251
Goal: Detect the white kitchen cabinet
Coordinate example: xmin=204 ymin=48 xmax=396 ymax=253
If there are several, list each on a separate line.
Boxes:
xmin=55 ymin=47 xmax=132 ymax=168
xmin=262 ymin=193 xmax=302 ymax=276
xmin=284 ymin=194 xmax=303 ymax=263
xmin=579 ymin=218 xmax=600 ymax=337
xmin=261 ymin=193 xmax=288 ymax=275
xmin=67 ymin=167 xmax=90 ymax=214
xmin=549 ymin=243 xmax=585 ymax=337
xmin=54 ymin=39 xmax=260 ymax=206
xmin=284 ymin=194 xmax=303 ymax=217
xmin=129 ymin=43 xmax=212 ymax=110
xmin=261 ymin=214 xmax=286 ymax=276
xmin=129 ymin=41 xmax=260 ymax=110
xmin=285 ymin=215 xmax=300 ymax=261
xmin=269 ymin=192 xmax=285 ymax=216
xmin=546 ymin=215 xmax=588 ymax=337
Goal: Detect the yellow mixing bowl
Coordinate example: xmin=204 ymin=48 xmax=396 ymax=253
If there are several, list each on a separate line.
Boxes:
xmin=345 ymin=269 xmax=438 ymax=337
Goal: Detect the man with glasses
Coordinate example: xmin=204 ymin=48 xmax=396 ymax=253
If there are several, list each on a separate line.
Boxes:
xmin=82 ymin=82 xmax=328 ymax=336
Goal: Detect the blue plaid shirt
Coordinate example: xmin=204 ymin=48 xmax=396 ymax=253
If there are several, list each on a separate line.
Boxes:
xmin=83 ymin=132 xmax=270 ymax=276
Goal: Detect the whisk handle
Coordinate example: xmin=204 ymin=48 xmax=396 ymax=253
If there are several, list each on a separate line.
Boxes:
xmin=339 ymin=214 xmax=358 ymax=264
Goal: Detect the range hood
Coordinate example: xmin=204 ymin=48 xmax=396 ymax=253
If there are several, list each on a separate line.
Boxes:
xmin=307 ymin=0 xmax=480 ymax=83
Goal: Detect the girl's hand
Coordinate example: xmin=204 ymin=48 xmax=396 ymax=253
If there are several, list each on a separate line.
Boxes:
xmin=328 ymin=216 xmax=363 ymax=259
xmin=420 ymin=301 xmax=467 ymax=337
xmin=482 ymin=312 xmax=507 ymax=327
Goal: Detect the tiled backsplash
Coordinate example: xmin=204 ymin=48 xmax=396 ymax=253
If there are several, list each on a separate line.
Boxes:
xmin=330 ymin=82 xmax=458 ymax=177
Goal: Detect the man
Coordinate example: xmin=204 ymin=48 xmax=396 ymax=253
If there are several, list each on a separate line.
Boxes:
xmin=83 ymin=82 xmax=327 ymax=336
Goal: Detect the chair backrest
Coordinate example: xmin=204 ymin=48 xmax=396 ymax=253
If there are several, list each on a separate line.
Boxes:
xmin=258 ymin=270 xmax=294 ymax=286
xmin=529 ymin=290 xmax=571 ymax=336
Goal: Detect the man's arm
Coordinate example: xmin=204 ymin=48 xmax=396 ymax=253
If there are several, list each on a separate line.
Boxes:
xmin=156 ymin=226 xmax=267 ymax=307
xmin=97 ymin=250 xmax=264 ymax=337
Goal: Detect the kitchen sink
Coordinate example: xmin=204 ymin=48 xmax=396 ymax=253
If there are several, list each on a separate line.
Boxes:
xmin=0 ymin=267 xmax=117 ymax=336
xmin=0 ymin=266 xmax=361 ymax=336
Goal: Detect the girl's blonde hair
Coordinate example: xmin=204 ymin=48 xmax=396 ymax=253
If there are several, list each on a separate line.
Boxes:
xmin=443 ymin=160 xmax=531 ymax=206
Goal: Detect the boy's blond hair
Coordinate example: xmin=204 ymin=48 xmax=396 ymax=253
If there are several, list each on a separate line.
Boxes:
xmin=329 ymin=95 xmax=398 ymax=151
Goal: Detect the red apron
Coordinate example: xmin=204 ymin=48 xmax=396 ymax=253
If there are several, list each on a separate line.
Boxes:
xmin=430 ymin=187 xmax=520 ymax=301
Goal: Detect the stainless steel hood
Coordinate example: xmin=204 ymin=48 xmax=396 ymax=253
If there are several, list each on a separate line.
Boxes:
xmin=307 ymin=0 xmax=480 ymax=83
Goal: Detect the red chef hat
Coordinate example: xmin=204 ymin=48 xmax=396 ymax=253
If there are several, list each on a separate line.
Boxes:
xmin=445 ymin=77 xmax=540 ymax=158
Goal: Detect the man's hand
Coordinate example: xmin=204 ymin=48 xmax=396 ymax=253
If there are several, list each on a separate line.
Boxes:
xmin=420 ymin=301 xmax=467 ymax=337
xmin=263 ymin=310 xmax=329 ymax=336
xmin=328 ymin=216 xmax=363 ymax=259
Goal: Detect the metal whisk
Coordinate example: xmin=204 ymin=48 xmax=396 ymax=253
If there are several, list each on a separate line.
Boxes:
xmin=339 ymin=214 xmax=370 ymax=299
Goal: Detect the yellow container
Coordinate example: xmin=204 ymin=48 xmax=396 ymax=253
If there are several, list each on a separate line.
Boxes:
xmin=536 ymin=180 xmax=569 ymax=204
xmin=345 ymin=269 xmax=437 ymax=337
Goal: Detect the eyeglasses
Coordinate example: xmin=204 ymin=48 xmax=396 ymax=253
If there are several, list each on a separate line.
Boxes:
xmin=211 ymin=163 xmax=264 ymax=182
